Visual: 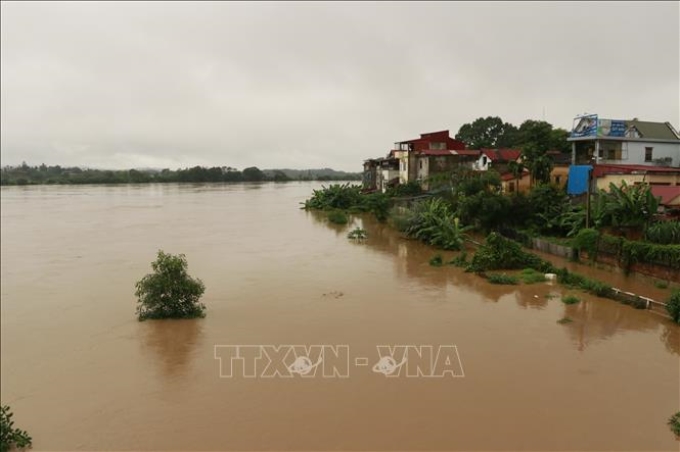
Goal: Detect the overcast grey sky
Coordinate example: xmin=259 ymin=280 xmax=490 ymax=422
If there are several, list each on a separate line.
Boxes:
xmin=1 ymin=1 xmax=678 ymax=171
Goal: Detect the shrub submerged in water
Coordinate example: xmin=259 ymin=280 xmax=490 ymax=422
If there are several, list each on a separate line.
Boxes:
xmin=135 ymin=251 xmax=206 ymax=321
xmin=1 ymin=405 xmax=32 ymax=452
xmin=327 ymin=210 xmax=349 ymax=225
xmin=667 ymin=291 xmax=680 ymax=324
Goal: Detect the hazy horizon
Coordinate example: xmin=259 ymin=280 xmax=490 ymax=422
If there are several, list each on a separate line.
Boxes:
xmin=2 ymin=1 xmax=678 ymax=172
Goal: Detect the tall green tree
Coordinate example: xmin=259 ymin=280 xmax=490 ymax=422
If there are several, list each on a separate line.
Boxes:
xmin=455 ymin=116 xmax=519 ymax=149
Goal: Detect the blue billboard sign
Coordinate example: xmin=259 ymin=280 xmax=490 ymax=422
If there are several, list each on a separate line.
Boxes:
xmin=597 ymin=119 xmax=626 ymax=137
xmin=571 ymin=114 xmax=598 ymax=138
xmin=571 ymin=115 xmax=626 ymax=138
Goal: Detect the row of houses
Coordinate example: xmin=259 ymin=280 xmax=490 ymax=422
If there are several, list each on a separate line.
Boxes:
xmin=362 ymin=115 xmax=680 ymax=211
xmin=363 ymin=129 xmax=569 ymax=194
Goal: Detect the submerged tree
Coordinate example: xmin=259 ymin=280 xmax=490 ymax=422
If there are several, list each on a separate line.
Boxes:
xmin=135 ymin=251 xmax=206 ymax=321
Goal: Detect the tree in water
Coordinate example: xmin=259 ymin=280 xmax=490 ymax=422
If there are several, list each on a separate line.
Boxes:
xmin=135 ymin=251 xmax=206 ymax=321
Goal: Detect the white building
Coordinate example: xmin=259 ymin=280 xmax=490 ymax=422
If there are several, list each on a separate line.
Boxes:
xmin=568 ymin=115 xmax=680 ymax=167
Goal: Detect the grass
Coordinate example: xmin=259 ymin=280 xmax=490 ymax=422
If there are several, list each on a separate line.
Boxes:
xmin=520 ymin=268 xmax=547 ymax=284
xmin=429 ymin=254 xmax=444 ymax=267
xmin=487 ymin=273 xmax=519 ymax=285
xmin=562 ymin=294 xmax=581 ymax=305
xmin=557 ymin=317 xmax=573 ymax=324
xmin=654 ymin=280 xmax=669 ymax=289
xmin=448 ymin=252 xmax=468 ymax=267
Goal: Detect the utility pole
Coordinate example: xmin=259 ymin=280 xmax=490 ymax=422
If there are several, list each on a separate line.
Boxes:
xmin=585 ymin=167 xmax=592 ymax=228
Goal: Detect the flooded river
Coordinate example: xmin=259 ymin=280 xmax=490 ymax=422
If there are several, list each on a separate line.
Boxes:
xmin=1 ymin=182 xmax=678 ymax=450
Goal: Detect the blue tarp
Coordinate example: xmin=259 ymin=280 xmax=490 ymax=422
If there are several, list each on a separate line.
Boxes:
xmin=567 ymin=165 xmax=592 ymax=195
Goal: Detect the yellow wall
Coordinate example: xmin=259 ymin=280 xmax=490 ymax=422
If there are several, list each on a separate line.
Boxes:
xmin=595 ymin=172 xmax=680 ymax=190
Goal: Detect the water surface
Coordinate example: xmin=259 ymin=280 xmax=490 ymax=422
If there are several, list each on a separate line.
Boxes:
xmin=1 ymin=183 xmax=678 ymax=450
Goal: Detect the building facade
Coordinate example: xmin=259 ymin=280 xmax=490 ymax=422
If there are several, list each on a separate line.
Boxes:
xmin=568 ymin=115 xmax=680 ymax=167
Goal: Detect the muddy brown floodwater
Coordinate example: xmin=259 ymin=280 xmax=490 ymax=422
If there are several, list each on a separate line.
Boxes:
xmin=1 ymin=182 xmax=678 ymax=451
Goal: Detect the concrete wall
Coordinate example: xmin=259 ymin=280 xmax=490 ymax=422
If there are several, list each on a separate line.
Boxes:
xmin=380 ymin=169 xmax=399 ymax=192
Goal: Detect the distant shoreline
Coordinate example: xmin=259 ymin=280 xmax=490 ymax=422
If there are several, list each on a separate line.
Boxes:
xmin=0 ymin=164 xmax=362 ymax=186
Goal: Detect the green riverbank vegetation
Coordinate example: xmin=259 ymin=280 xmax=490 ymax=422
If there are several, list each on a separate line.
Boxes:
xmin=304 ymin=167 xmax=680 ymax=323
xmin=1 ymin=405 xmax=32 ymax=452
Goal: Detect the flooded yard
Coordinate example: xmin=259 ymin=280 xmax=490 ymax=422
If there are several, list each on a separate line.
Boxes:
xmin=1 ymin=182 xmax=678 ymax=450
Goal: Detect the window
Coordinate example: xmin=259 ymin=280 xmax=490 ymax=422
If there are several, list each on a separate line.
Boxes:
xmin=555 ymin=176 xmax=561 ymax=184
xmin=598 ymin=148 xmax=604 ymax=158
xmin=419 ymin=160 xmax=423 ymax=169
xmin=645 ymin=147 xmax=653 ymax=162
xmin=508 ymin=182 xmax=515 ymax=193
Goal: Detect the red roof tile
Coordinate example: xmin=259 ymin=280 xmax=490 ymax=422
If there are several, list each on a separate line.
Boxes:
xmin=650 ymin=186 xmax=680 ymax=205
xmin=480 ymin=148 xmax=522 ymax=161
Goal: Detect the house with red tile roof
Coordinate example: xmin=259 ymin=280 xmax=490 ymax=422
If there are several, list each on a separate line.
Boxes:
xmin=390 ymin=130 xmax=467 ymax=186
xmin=473 ymin=148 xmax=522 ymax=172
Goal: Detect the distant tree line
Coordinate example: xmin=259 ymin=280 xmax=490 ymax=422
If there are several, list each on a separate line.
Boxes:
xmin=0 ymin=163 xmax=362 ymax=186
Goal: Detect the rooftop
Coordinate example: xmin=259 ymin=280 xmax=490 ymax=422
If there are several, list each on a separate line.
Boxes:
xmin=650 ymin=185 xmax=680 ymax=206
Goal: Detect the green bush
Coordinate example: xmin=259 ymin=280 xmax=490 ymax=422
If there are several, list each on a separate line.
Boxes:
xmin=487 ymin=273 xmax=519 ymax=285
xmin=572 ymin=228 xmax=599 ymax=259
xmin=386 ymin=181 xmax=422 ymax=197
xmin=448 ymin=252 xmax=468 ymax=267
xmin=562 ymin=295 xmax=580 ymax=305
xmin=654 ymin=280 xmax=669 ymax=289
xmin=667 ymin=291 xmax=680 ymax=324
xmin=557 ymin=317 xmax=573 ymax=324
xmin=467 ymin=233 xmax=551 ymax=273
xmin=303 ymin=183 xmax=363 ymax=210
xmin=429 ymin=254 xmax=444 ymax=267
xmin=645 ymin=221 xmax=680 ymax=245
xmin=303 ymin=184 xmax=390 ymax=222
xmin=327 ymin=210 xmax=348 ymax=225
xmin=669 ymin=411 xmax=680 ymax=437
xmin=399 ymin=198 xmax=470 ymax=250
xmin=579 ymin=279 xmax=613 ymax=297
xmin=135 ymin=251 xmax=206 ymax=321
xmin=1 ymin=405 xmax=32 ymax=452
xmin=598 ymin=233 xmax=680 ymax=272
xmin=347 ymin=227 xmax=367 ymax=240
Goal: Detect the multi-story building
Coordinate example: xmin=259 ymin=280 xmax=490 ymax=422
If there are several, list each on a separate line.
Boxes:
xmin=391 ymin=130 xmax=467 ymax=185
xmin=568 ymin=115 xmax=680 ymax=166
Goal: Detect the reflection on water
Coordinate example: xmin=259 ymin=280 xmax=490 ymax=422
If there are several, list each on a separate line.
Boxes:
xmin=1 ymin=182 xmax=678 ymax=451
xmin=139 ymin=319 xmax=204 ymax=378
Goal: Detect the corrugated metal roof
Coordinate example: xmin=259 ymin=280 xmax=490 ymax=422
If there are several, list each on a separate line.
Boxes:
xmin=627 ymin=120 xmax=680 ymax=140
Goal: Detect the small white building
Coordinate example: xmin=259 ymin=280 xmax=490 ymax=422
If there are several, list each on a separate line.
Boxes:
xmin=472 ymin=149 xmax=522 ymax=171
